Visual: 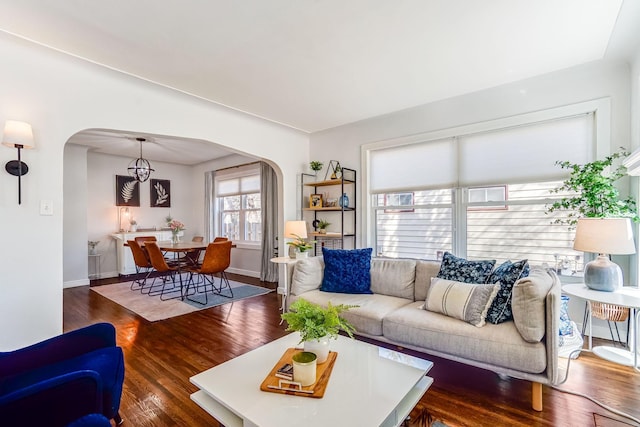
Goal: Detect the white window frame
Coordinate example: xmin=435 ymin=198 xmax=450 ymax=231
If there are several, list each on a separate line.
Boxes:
xmin=362 ymin=98 xmax=611 ymax=257
xmin=215 ymin=165 xmax=261 ymax=247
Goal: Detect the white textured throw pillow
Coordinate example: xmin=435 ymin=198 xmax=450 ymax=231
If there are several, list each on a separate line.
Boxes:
xmin=425 ymin=277 xmax=500 ymax=327
xmin=291 ymin=256 xmax=324 ymax=296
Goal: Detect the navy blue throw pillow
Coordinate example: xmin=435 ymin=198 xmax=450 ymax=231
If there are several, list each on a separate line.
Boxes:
xmin=436 ymin=252 xmax=495 ymax=284
xmin=320 ymin=247 xmax=373 ymax=294
xmin=485 ymin=259 xmax=530 ymax=324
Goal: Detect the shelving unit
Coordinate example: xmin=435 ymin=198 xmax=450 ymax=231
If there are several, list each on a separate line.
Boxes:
xmin=301 ymin=167 xmax=356 ymax=256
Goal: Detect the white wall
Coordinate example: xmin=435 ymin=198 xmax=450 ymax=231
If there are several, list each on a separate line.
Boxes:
xmin=0 ymin=32 xmax=308 ymax=350
xmin=63 ymin=144 xmax=89 ymax=287
xmin=310 ymin=59 xmax=633 ymax=340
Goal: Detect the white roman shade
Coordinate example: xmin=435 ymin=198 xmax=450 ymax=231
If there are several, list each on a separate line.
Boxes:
xmin=458 ymin=114 xmax=593 ymax=186
xmin=215 ymin=163 xmax=260 ymax=196
xmin=370 ymin=137 xmax=456 ymax=194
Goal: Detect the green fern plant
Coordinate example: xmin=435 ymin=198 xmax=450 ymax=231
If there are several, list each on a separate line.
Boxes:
xmin=546 ymin=148 xmax=639 ymax=227
xmin=281 ymin=298 xmax=358 ymax=342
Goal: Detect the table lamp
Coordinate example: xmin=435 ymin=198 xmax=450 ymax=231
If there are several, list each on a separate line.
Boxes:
xmin=573 ymin=218 xmax=635 ymax=291
xmin=284 ymin=220 xmax=307 ymax=258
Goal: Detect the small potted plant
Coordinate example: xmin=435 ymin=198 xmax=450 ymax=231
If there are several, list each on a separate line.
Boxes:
xmin=286 ymin=234 xmax=314 ymax=259
xmin=317 ymin=219 xmax=330 ymax=234
xmin=281 ymin=298 xmax=357 ymax=363
xmin=88 ymin=240 xmax=99 ymax=255
xmin=309 ymin=161 xmax=323 ymax=174
xmin=129 ymin=219 xmax=138 ymax=232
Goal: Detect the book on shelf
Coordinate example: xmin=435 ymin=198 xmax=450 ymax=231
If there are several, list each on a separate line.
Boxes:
xmin=275 ymin=363 xmax=293 ymax=380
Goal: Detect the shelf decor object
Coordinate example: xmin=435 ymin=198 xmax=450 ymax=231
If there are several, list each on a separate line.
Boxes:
xmin=324 ymin=160 xmax=342 ymax=181
xmin=573 ymin=217 xmax=636 ymax=291
xmin=2 ymin=120 xmax=34 ymax=205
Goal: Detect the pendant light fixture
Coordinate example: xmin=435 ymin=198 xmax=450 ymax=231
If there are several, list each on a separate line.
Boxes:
xmin=128 ymin=137 xmax=154 ymax=182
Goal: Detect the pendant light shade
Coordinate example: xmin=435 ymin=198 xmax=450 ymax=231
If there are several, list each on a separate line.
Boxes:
xmin=128 ymin=137 xmax=154 ymax=182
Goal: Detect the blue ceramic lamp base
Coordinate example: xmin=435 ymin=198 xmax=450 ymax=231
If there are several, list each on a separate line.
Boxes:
xmin=584 ymin=254 xmax=623 ymax=292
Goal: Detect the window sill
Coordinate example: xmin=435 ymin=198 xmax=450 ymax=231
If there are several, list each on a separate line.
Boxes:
xmin=233 ymin=242 xmax=261 ymax=251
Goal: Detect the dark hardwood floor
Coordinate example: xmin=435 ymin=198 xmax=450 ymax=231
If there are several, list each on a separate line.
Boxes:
xmin=64 ymin=275 xmax=640 ymax=427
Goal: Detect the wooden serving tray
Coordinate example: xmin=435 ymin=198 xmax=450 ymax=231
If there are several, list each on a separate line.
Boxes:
xmin=260 ymin=348 xmax=338 ymax=398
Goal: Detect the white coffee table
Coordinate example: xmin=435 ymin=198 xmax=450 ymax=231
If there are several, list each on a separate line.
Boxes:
xmin=190 ymin=333 xmax=434 ymax=427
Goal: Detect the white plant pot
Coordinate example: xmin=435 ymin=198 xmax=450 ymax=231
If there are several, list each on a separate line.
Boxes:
xmin=296 ymin=251 xmax=309 ymax=260
xmin=304 ymin=336 xmax=330 ymax=364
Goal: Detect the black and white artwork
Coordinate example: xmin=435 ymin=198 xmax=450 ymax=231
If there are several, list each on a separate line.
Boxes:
xmin=150 ymin=179 xmax=171 ymax=207
xmin=116 ymin=175 xmax=140 ymax=207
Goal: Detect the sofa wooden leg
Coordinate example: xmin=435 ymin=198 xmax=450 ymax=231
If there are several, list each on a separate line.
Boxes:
xmin=114 ymin=412 xmax=124 ymax=425
xmin=532 ymin=382 xmax=543 ymax=411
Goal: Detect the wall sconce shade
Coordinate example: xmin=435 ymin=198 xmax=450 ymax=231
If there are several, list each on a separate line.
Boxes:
xmin=128 ymin=137 xmax=154 ymax=182
xmin=573 ymin=218 xmax=636 ymax=291
xmin=3 ymin=120 xmax=35 ymax=204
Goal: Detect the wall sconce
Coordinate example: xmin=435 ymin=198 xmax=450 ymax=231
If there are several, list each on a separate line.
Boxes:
xmin=2 ymin=120 xmax=34 ymax=205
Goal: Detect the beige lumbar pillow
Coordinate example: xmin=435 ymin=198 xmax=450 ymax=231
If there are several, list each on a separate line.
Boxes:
xmin=425 ymin=277 xmax=499 ymax=327
xmin=291 ymin=256 xmax=324 ymax=296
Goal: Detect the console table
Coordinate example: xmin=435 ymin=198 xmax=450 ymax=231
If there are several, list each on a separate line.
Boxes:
xmin=562 ymin=283 xmax=640 ymax=371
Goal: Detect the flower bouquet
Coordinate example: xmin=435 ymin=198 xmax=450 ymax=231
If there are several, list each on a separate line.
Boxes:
xmin=169 ymin=219 xmax=185 ymax=243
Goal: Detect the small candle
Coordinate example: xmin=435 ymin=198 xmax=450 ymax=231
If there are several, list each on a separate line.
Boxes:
xmin=292 ymin=351 xmax=317 ymax=387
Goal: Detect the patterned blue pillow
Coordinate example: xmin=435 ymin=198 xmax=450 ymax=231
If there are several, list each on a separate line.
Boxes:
xmin=485 ymin=259 xmax=530 ymax=324
xmin=436 ymin=252 xmax=495 ymax=284
xmin=320 ymin=247 xmax=373 ymax=294
xmin=559 ymin=295 xmax=573 ymax=336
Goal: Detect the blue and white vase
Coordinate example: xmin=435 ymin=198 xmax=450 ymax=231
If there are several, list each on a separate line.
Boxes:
xmin=339 ymin=193 xmax=349 ymax=208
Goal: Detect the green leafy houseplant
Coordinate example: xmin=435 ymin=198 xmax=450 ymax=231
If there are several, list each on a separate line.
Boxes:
xmin=281 ymin=298 xmax=358 ymax=342
xmin=286 ymin=234 xmax=314 ymax=252
xmin=317 ymin=219 xmax=330 ymax=232
xmin=309 ymin=160 xmax=323 ymax=172
xmin=546 ymin=148 xmax=639 ymax=227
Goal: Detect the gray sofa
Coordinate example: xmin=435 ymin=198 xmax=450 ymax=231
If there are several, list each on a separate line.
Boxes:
xmin=286 ymin=256 xmax=561 ymax=411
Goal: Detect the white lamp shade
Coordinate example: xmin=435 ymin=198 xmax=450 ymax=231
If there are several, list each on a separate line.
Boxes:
xmin=2 ymin=120 xmax=34 ymax=149
xmin=573 ymin=218 xmax=636 ymax=255
xmin=284 ymin=220 xmax=307 ymax=239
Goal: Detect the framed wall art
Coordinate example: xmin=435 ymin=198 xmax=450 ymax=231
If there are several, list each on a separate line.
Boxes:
xmin=150 ymin=178 xmax=171 ymax=207
xmin=116 ymin=175 xmax=140 ymax=207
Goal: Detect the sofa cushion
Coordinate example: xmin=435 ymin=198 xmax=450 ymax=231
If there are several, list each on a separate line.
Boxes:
xmin=426 ymin=278 xmax=499 ymax=327
xmin=436 ymin=252 xmax=495 ymax=284
xmin=512 ymin=267 xmax=555 ymax=343
xmin=370 ymin=258 xmax=416 ymax=300
xmin=291 ymin=256 xmax=324 ymax=296
xmin=289 ymin=290 xmax=412 ymax=336
xmin=383 ymin=301 xmax=547 ymax=374
xmin=414 ymin=260 xmax=441 ymax=302
xmin=321 ymin=248 xmax=373 ymax=294
xmin=485 ymin=259 xmax=530 ymax=324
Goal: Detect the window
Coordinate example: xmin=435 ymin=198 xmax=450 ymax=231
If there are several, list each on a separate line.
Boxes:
xmin=468 ymin=186 xmax=507 ymax=211
xmin=215 ymin=165 xmax=261 ymax=244
xmin=367 ymin=105 xmax=601 ymax=275
xmin=384 ymin=192 xmax=415 ymax=213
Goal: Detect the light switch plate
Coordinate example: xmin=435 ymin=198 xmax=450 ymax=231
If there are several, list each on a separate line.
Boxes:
xmin=40 ymin=200 xmax=53 ymax=215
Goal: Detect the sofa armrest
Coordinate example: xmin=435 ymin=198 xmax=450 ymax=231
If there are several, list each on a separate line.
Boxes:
xmin=544 ymin=272 xmax=561 ymax=385
xmin=0 ymin=323 xmax=117 ymax=377
xmin=0 ymin=370 xmax=103 ymax=426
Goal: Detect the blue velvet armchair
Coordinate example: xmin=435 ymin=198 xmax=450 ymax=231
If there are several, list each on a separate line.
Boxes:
xmin=0 ymin=323 xmax=125 ymax=426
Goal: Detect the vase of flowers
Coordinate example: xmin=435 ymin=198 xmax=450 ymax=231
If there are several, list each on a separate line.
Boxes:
xmin=88 ymin=240 xmax=99 ymax=255
xmin=169 ymin=219 xmax=185 ymax=244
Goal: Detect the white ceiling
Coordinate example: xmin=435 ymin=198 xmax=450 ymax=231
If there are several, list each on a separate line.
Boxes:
xmin=2 ymin=1 xmax=639 ymax=162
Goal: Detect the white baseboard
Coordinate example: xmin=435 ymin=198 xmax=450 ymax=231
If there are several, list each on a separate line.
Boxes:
xmin=227 ymin=267 xmax=260 ymax=279
xmin=64 ymin=279 xmax=90 ymax=288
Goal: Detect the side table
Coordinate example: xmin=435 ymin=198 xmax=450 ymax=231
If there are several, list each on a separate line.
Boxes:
xmin=562 ymin=283 xmax=640 ymax=371
xmin=269 ymin=257 xmax=298 ymax=321
xmin=88 ymin=253 xmax=101 ymax=280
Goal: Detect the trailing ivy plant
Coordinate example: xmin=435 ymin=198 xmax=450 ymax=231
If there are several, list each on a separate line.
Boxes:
xmin=546 ymin=148 xmax=639 ymax=227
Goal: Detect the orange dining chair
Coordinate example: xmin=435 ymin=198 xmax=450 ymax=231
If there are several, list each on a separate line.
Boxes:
xmin=185 ymin=241 xmax=233 ymax=304
xmin=213 ymin=237 xmax=228 ymax=242
xmin=127 ymin=240 xmax=153 ymax=293
xmin=145 ymin=241 xmax=184 ymax=301
xmin=183 ymin=235 xmax=205 ymax=266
